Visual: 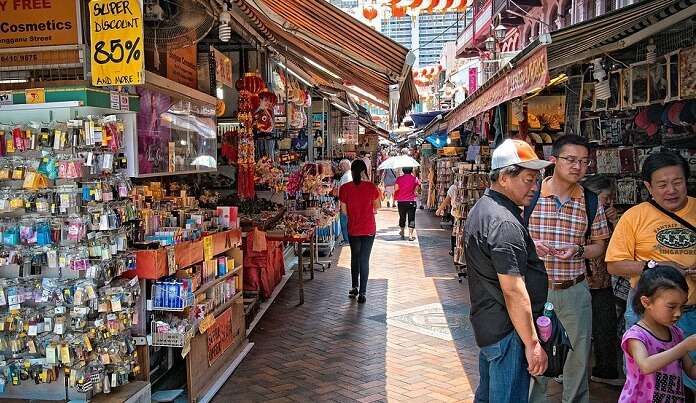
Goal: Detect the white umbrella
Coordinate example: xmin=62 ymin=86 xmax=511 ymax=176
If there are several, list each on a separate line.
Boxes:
xmin=377 ymin=155 xmax=420 ymax=170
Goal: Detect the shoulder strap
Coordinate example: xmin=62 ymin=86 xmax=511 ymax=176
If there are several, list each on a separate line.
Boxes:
xmin=649 ymin=199 xmax=696 ymax=233
xmin=583 ymin=187 xmax=599 ymax=241
xmin=523 ymin=188 xmax=541 ymax=226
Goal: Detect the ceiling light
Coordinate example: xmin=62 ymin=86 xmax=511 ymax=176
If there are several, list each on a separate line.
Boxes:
xmin=0 ymin=79 xmax=27 ymax=84
xmin=276 ymin=62 xmax=313 ymax=87
xmin=303 ymin=57 xmax=341 ymax=79
xmin=219 ymin=8 xmax=231 ymax=42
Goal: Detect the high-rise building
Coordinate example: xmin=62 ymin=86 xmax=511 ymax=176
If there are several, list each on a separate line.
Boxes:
xmin=327 ymin=0 xmax=461 ymax=68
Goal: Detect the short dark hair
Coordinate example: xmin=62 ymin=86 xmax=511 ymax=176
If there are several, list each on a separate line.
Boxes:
xmin=552 ymin=134 xmax=590 ymax=156
xmin=402 ymin=167 xmax=413 ymax=174
xmin=489 ymin=165 xmax=525 ymax=183
xmin=641 ymin=151 xmax=690 ymax=183
xmin=632 ymin=265 xmax=689 ymax=315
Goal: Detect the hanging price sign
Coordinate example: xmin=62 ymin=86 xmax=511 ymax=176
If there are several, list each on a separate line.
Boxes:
xmin=89 ymin=0 xmax=145 ymax=86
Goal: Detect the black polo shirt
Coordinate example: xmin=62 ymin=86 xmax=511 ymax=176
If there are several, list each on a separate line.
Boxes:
xmin=464 ymin=188 xmax=548 ymax=347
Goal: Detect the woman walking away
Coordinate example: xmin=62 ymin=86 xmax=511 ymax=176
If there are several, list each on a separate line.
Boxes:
xmin=582 ymin=175 xmax=624 ymax=386
xmin=621 ymin=265 xmax=696 ymax=402
xmin=339 ymin=160 xmax=381 ymax=304
xmin=394 ymin=167 xmax=420 ymax=241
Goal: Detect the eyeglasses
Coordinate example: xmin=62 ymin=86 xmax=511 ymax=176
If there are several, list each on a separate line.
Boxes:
xmin=557 ymin=156 xmax=593 ymax=167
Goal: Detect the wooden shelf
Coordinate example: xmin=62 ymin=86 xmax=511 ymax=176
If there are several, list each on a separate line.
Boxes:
xmin=212 ymin=292 xmax=243 ymax=318
xmin=194 ymin=265 xmax=242 ymax=296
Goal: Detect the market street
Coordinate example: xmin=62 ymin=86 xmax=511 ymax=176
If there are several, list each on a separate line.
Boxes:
xmin=212 ymin=207 xmax=621 ymax=403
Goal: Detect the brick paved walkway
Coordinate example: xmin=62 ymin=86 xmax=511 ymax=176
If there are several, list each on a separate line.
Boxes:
xmin=213 ymin=208 xmax=621 ymax=403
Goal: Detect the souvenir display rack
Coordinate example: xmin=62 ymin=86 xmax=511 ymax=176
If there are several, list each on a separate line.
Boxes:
xmin=435 ymin=157 xmax=458 ymax=212
xmin=452 ymin=163 xmax=490 ymax=266
xmin=0 ymin=98 xmax=144 ymax=400
xmin=128 ymin=181 xmax=249 ymax=403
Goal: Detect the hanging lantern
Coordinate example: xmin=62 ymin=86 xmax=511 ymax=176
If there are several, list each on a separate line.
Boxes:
xmin=362 ymin=6 xmax=378 ymax=20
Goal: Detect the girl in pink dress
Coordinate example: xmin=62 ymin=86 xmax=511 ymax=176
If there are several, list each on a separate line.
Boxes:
xmin=621 ymin=265 xmax=696 ymax=402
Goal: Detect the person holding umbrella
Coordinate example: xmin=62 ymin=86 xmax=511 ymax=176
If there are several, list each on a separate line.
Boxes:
xmin=378 ymin=154 xmax=422 ymax=241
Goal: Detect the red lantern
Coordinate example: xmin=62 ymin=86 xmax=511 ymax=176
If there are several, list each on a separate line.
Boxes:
xmin=362 ymin=6 xmax=378 ymax=20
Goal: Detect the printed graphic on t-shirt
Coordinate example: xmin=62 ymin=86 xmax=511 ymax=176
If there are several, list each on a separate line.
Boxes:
xmin=654 ymin=223 xmax=696 ymax=255
xmin=653 ymin=369 xmax=684 ymax=402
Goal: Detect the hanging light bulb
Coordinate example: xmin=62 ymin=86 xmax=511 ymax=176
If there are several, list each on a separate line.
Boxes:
xmin=219 ymin=6 xmax=232 ymax=42
xmin=446 ymin=136 xmax=452 ymax=145
xmin=646 ymin=39 xmax=657 ymax=64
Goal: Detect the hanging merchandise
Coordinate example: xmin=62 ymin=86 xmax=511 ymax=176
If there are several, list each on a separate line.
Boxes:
xmin=235 ymin=72 xmax=266 ymax=199
xmin=255 ymin=90 xmax=277 ymax=133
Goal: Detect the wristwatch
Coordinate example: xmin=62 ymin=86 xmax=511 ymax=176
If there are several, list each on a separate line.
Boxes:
xmin=574 ymin=244 xmax=585 ymax=258
xmin=644 ymin=260 xmax=658 ymax=271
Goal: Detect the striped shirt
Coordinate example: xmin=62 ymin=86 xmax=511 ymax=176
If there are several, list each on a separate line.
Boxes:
xmin=528 ymin=178 xmax=611 ymax=281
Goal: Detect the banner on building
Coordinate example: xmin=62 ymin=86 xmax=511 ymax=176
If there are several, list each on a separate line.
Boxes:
xmin=468 ymin=67 xmax=478 ymax=95
xmin=89 ymin=0 xmax=145 ymax=86
xmin=342 ymin=117 xmax=359 ymax=145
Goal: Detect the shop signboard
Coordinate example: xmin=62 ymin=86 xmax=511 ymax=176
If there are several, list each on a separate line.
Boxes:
xmin=0 ymin=0 xmax=81 ymax=69
xmin=0 ymin=91 xmax=13 ymax=105
xmin=342 ymin=117 xmax=359 ymax=145
xmin=212 ymin=46 xmax=233 ymax=88
xmin=468 ymin=67 xmax=478 ymax=94
xmin=166 ymin=46 xmax=197 ymax=89
xmin=207 ymin=306 xmax=234 ymax=365
xmin=448 ymin=47 xmax=549 ymax=132
xmin=89 ymin=0 xmax=145 ymax=86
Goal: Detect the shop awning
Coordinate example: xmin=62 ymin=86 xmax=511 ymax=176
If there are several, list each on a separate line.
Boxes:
xmin=442 ymin=0 xmax=696 ymax=133
xmin=445 ymin=46 xmax=550 ymax=132
xmin=229 ymin=0 xmax=418 ymax=124
xmin=522 ymin=0 xmax=696 ymax=71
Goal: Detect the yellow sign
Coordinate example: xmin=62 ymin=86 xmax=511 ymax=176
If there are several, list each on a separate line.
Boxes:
xmin=203 ymin=235 xmax=214 ymax=261
xmin=89 ymin=0 xmax=145 ymax=86
xmin=25 ymin=88 xmax=45 ymax=104
xmin=0 ymin=0 xmax=79 ymax=49
xmin=198 ymin=314 xmax=215 ymax=334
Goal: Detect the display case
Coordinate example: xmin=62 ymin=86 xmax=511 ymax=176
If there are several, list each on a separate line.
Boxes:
xmin=126 ymin=75 xmax=218 ymax=178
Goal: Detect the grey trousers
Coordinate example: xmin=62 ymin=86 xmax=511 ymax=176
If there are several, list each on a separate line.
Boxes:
xmin=530 ymin=280 xmax=592 ymax=403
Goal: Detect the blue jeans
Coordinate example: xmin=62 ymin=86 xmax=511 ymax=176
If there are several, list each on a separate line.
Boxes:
xmin=625 ymin=288 xmax=696 ymax=390
xmin=475 ymin=330 xmax=530 ymax=403
xmin=349 ymin=235 xmax=374 ymax=295
xmin=340 ymin=213 xmax=349 ymax=243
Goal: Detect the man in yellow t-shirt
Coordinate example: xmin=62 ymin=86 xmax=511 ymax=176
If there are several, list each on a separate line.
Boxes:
xmin=606 ymin=151 xmax=696 ymax=386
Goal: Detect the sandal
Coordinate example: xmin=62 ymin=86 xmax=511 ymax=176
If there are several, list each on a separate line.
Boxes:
xmin=409 ymin=236 xmax=415 ymax=241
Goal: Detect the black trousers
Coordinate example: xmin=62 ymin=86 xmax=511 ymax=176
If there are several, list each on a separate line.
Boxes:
xmin=590 ymin=287 xmax=619 ymax=379
xmin=349 ymin=235 xmax=375 ymax=295
xmin=397 ymin=201 xmax=416 ymax=229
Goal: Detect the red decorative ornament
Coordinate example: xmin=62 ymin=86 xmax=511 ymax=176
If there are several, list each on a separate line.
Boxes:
xmin=362 ymin=6 xmax=378 ymax=20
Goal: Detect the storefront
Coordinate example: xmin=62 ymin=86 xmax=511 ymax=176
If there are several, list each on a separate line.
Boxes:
xmin=424 ymin=0 xmax=696 ymax=267
xmin=0 ymin=0 xmax=415 ymax=402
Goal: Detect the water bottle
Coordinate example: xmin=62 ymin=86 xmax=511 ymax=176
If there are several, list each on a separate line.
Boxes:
xmin=543 ymin=302 xmax=554 ymax=318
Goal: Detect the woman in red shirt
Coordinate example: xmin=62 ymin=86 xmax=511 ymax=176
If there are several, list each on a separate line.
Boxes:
xmin=339 ymin=160 xmax=381 ymax=303
xmin=394 ymin=167 xmax=420 ymax=241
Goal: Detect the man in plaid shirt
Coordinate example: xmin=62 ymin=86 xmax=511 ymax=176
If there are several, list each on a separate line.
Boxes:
xmin=528 ymin=135 xmax=611 ymax=403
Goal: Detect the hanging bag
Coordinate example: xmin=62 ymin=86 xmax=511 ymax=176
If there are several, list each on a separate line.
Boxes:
xmin=537 ymin=312 xmax=573 ymax=377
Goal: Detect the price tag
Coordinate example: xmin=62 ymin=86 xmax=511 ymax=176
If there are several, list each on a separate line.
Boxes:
xmin=0 ymin=91 xmax=13 ymax=106
xmin=198 ymin=314 xmax=215 ymax=334
xmin=25 ymin=88 xmax=45 ymax=104
xmin=203 ymin=235 xmax=214 ymax=261
xmin=89 ymin=0 xmax=145 ymax=86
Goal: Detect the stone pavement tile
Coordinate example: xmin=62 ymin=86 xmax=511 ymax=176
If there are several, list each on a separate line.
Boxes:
xmin=211 ymin=208 xmax=620 ymax=403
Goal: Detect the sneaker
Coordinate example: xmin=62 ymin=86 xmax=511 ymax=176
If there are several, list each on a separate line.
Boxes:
xmin=553 ymin=375 xmax=563 ymax=384
xmin=387 ymin=202 xmax=391 ymax=208
xmin=591 ymin=376 xmax=625 ymax=387
xmin=357 ymin=294 xmax=366 ymax=303
xmin=348 ymin=288 xmax=358 ymax=299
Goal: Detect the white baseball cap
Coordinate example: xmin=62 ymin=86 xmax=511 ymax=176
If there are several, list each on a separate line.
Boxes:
xmin=491 ymin=139 xmax=553 ymax=170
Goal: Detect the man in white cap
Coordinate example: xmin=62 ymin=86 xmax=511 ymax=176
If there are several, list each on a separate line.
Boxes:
xmin=464 ymin=139 xmax=551 ymax=402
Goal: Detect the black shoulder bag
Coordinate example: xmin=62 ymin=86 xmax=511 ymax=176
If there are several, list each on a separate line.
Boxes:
xmin=649 ymin=199 xmax=696 ymax=233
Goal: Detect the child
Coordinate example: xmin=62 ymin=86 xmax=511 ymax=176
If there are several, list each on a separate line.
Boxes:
xmin=621 ymin=265 xmax=696 ymax=402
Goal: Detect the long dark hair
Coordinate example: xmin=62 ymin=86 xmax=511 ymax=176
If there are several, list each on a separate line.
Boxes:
xmin=633 ymin=265 xmax=689 ymax=315
xmin=351 ymin=159 xmax=367 ymax=185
